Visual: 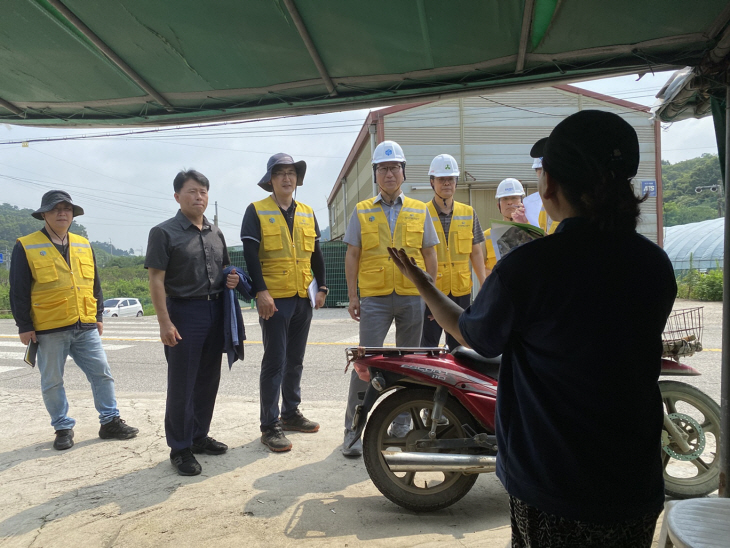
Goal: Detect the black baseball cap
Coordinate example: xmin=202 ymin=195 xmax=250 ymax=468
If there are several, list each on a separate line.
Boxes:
xmin=530 ymin=110 xmax=640 ymax=182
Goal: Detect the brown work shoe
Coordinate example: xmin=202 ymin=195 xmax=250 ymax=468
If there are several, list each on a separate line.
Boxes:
xmin=261 ymin=423 xmax=292 ymax=452
xmin=281 ymin=409 xmax=320 ymax=433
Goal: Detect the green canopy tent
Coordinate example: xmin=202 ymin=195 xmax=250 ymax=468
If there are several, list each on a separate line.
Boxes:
xmin=0 ymin=0 xmax=729 ymax=127
xmin=3 ymin=0 xmax=730 ymax=498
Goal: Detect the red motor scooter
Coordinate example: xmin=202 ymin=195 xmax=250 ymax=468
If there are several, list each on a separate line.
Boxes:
xmin=346 ymin=308 xmax=720 ymax=512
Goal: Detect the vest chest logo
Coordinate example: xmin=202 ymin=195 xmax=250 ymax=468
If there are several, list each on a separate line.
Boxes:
xmin=269 ymin=218 xmax=276 ymax=223
xmin=40 ymin=251 xmax=46 ymax=256
xmin=369 ymin=216 xmax=375 ymax=222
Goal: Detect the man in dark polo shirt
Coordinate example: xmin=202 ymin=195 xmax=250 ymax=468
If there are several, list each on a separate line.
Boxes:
xmin=146 ymin=169 xmax=238 ymax=476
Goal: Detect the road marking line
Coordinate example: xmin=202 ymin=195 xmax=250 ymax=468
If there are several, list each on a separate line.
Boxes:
xmin=0 ymin=365 xmax=23 ymax=373
xmin=0 ymin=352 xmax=25 ymax=360
xmin=0 ymin=342 xmax=26 ymax=348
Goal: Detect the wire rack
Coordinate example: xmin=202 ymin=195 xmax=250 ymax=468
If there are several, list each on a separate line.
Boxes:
xmin=662 ymin=307 xmax=703 ymax=358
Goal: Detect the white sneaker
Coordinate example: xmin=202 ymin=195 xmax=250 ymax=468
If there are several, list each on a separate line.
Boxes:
xmin=342 ymin=430 xmax=363 ymax=457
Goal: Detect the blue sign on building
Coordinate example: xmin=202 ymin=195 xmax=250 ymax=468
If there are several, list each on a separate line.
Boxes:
xmin=641 ymin=180 xmax=657 ymax=198
xmin=0 ymin=252 xmax=3 ymax=264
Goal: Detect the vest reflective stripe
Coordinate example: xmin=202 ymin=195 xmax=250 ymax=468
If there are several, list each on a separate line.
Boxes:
xmin=18 ymin=231 xmax=97 ymax=331
xmin=484 ymin=228 xmax=497 ymax=270
xmin=356 ymin=196 xmax=427 ymax=297
xmin=428 ymin=201 xmax=474 ymax=296
xmin=253 ymin=196 xmax=315 ymax=299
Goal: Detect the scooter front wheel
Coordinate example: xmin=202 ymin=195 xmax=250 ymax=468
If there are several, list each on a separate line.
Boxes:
xmin=363 ymin=387 xmax=480 ymax=512
xmin=660 ymin=380 xmax=721 ymax=498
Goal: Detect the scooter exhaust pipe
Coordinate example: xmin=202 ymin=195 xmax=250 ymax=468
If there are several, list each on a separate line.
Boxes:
xmin=383 ymin=451 xmax=497 ymax=473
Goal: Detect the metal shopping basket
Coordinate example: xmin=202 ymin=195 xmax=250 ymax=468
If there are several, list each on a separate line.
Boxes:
xmin=661 ymin=307 xmax=703 ymax=359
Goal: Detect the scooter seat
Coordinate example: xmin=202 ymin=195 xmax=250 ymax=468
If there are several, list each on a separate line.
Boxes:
xmin=451 ymin=347 xmax=501 ymax=379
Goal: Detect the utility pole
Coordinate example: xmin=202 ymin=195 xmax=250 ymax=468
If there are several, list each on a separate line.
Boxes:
xmin=718 ymin=179 xmax=725 ymax=218
xmin=109 ymin=238 xmax=114 ymax=256
xmin=214 ymin=201 xmax=219 ymax=227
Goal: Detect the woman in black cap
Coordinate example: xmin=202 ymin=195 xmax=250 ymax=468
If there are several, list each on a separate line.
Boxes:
xmin=389 ymin=110 xmax=676 ymax=547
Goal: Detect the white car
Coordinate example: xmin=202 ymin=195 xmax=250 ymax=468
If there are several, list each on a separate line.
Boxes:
xmin=103 ymin=298 xmax=143 ymax=318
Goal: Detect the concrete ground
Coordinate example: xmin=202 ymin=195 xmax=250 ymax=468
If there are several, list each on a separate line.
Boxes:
xmin=0 ymin=298 xmax=722 ymax=547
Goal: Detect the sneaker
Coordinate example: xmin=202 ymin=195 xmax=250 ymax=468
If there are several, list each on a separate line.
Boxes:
xmin=387 ymin=418 xmax=412 ymax=439
xmin=261 ymin=423 xmax=292 ymax=452
xmin=281 ymin=409 xmax=320 ymax=433
xmin=191 ymin=436 xmax=228 ymax=455
xmin=170 ymin=448 xmax=202 ymax=476
xmin=342 ymin=429 xmax=362 ymax=458
xmin=99 ymin=417 xmax=139 ymax=440
xmin=53 ymin=429 xmax=74 ymax=450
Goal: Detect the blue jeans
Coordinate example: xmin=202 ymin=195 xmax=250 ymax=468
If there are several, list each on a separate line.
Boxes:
xmin=36 ymin=328 xmax=119 ymax=431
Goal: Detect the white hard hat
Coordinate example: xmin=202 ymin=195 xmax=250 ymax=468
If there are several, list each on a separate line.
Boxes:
xmin=428 ymin=154 xmax=460 ymax=177
xmin=496 ymin=178 xmax=526 ymax=199
xmin=372 ymin=140 xmax=406 ymax=164
xmin=532 ymin=157 xmax=542 ymax=169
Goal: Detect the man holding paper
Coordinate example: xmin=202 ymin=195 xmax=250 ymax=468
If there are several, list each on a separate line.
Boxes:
xmin=240 ymin=153 xmax=326 ymax=452
xmin=531 ymin=152 xmax=559 ymax=234
xmin=484 ymin=178 xmax=528 ymax=276
xmin=10 ymin=190 xmax=138 ymax=451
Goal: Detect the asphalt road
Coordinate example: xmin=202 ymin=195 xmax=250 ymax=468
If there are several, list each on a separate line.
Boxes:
xmin=0 ymin=298 xmax=722 ymax=405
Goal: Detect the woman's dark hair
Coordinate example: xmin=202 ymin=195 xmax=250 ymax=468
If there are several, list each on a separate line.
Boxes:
xmin=537 ymin=111 xmax=645 ymax=232
xmin=173 ymin=169 xmax=210 ymax=193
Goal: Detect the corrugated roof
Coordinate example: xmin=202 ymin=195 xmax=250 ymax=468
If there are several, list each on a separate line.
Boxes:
xmin=328 ymin=84 xmax=653 ymax=205
xmin=664 ymin=217 xmax=725 ymax=271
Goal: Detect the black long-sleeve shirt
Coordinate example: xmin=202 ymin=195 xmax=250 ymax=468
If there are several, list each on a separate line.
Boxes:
xmin=459 ymin=217 xmax=676 ymax=523
xmin=9 ymin=228 xmax=103 ymax=334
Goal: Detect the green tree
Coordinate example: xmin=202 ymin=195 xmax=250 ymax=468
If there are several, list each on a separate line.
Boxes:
xmin=662 ymin=154 xmax=724 ymax=227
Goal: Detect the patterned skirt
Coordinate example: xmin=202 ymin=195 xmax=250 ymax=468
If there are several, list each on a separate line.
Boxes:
xmin=509 ymin=496 xmax=661 ymax=548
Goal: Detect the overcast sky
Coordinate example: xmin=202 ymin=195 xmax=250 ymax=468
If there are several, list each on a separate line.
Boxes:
xmin=0 ymin=70 xmax=717 ymax=253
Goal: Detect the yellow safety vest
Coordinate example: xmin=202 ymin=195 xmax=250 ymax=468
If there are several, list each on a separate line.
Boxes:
xmin=428 ymin=201 xmax=473 ymax=297
xmin=538 ymin=209 xmax=559 ymax=235
xmin=253 ymin=196 xmax=316 ymax=299
xmin=18 ymin=231 xmax=97 ymax=331
xmin=484 ymin=228 xmax=497 ymax=270
xmin=356 ymin=196 xmax=427 ymax=297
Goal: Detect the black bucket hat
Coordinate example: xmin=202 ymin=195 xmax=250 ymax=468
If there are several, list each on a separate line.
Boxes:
xmin=530 ymin=110 xmax=640 ymax=182
xmin=32 ymin=190 xmax=84 ymax=220
xmin=258 ymin=153 xmax=306 ymax=192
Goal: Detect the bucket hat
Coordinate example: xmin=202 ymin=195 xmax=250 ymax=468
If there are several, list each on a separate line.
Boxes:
xmin=32 ymin=190 xmax=84 ymax=220
xmin=258 ymin=153 xmax=306 ymax=192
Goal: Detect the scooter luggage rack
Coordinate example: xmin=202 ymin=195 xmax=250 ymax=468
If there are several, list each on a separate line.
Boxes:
xmin=662 ymin=307 xmax=703 ymax=359
xmin=345 ymin=346 xmax=446 ymax=372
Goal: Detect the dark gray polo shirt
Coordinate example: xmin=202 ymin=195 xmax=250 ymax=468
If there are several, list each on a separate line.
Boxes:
xmin=145 ymin=210 xmax=231 ymax=298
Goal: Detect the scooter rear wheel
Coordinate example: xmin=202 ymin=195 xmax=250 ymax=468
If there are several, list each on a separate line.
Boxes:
xmin=363 ymin=387 xmax=480 ymax=512
xmin=660 ymin=380 xmax=721 ymax=498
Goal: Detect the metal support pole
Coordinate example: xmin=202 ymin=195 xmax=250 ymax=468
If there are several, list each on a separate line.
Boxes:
xmin=720 ymin=80 xmax=730 ymax=497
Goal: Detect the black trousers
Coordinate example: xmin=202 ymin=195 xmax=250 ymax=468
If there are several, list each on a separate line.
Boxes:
xmin=164 ymin=298 xmax=223 ymax=451
xmin=420 ymin=293 xmax=471 ymax=350
xmin=259 ymin=296 xmax=312 ymax=430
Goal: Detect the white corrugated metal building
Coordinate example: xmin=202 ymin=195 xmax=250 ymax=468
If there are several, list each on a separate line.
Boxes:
xmin=327 ymin=84 xmax=663 ymax=244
